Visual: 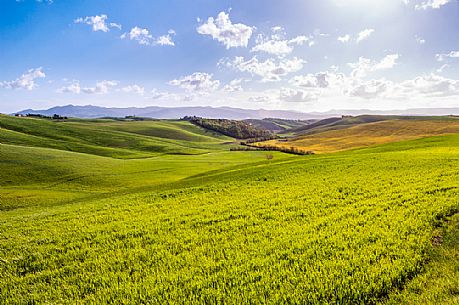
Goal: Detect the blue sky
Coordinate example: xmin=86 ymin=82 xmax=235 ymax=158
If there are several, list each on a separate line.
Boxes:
xmin=1 ymin=0 xmax=459 ymax=113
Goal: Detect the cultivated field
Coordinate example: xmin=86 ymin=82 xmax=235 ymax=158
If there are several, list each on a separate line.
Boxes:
xmin=259 ymin=116 xmax=459 ymax=154
xmin=0 ymin=115 xmax=458 ymax=304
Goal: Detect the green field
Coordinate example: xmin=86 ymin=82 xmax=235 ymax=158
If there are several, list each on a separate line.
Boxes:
xmin=1 ymin=115 xmax=458 ymax=304
xmin=259 ymin=116 xmax=459 ymax=154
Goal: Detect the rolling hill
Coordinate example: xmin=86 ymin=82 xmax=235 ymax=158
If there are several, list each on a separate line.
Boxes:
xmin=259 ymin=116 xmax=459 ymax=154
xmin=0 ymin=114 xmax=458 ymax=304
xmin=13 ymin=104 xmax=459 ymax=120
xmin=0 ymin=114 xmax=236 ymax=158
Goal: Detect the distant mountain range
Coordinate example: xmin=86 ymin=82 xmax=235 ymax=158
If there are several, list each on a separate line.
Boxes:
xmin=13 ymin=105 xmax=459 ymax=120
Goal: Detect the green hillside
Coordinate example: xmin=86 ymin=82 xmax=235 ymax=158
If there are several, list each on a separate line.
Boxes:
xmin=285 ymin=115 xmax=459 ymax=136
xmin=0 ymin=116 xmax=458 ymax=304
xmin=258 ymin=117 xmax=459 ymax=154
xmin=0 ymin=115 xmax=233 ymax=158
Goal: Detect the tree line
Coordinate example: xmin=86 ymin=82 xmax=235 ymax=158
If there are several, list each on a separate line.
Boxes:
xmin=182 ymin=116 xmax=276 ymax=140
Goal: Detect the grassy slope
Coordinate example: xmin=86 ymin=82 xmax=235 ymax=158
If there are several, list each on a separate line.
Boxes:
xmin=283 ymin=115 xmax=457 ymax=136
xmin=0 ymin=115 xmax=233 ymax=158
xmin=0 ymin=143 xmax=291 ymax=210
xmin=262 ymin=118 xmax=459 ymax=153
xmin=383 ymin=213 xmax=459 ymax=305
xmin=1 ymin=129 xmax=459 ymax=303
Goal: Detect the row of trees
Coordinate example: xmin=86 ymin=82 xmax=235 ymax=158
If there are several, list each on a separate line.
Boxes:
xmin=183 ymin=116 xmax=275 ymax=140
xmin=15 ymin=114 xmax=68 ymax=120
xmin=241 ymin=143 xmax=315 ymax=155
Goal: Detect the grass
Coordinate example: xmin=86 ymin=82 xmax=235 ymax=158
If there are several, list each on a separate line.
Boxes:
xmin=261 ymin=118 xmax=459 ymax=154
xmin=0 ymin=116 xmax=459 ymax=304
xmin=0 ymin=143 xmax=291 ymax=210
xmin=383 ymin=213 xmax=459 ymax=305
xmin=0 ymin=115 xmax=233 ymax=158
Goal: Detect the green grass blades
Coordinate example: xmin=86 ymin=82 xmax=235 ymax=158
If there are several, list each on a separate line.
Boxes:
xmin=1 ymin=131 xmax=459 ymax=304
xmin=0 ymin=115 xmax=234 ymax=158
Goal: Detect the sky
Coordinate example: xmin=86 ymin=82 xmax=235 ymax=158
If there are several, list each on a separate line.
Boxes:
xmin=1 ymin=0 xmax=459 ymax=113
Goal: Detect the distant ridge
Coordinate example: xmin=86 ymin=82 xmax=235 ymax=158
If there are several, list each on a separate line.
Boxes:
xmin=13 ymin=104 xmax=459 ymax=120
xmin=14 ymin=105 xmax=326 ymax=120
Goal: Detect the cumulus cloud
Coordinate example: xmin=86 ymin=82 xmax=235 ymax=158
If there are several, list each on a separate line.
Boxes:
xmin=348 ymin=54 xmax=400 ymax=78
xmin=57 ymin=80 xmax=81 ymax=94
xmin=414 ymin=0 xmax=452 ymax=9
xmin=121 ymin=27 xmax=175 ymax=46
xmin=436 ymin=51 xmax=459 ymax=61
xmin=169 ymin=72 xmax=220 ymax=92
xmin=357 ymin=29 xmax=375 ymax=43
xmin=290 ymin=72 xmax=346 ymax=89
xmin=285 ymin=53 xmax=459 ymax=104
xmin=223 ymin=79 xmax=244 ymax=92
xmin=348 ymin=79 xmax=392 ymax=99
xmin=251 ymin=27 xmax=310 ymax=56
xmin=58 ymin=80 xmax=118 ymax=94
xmin=399 ymin=74 xmax=459 ymax=97
xmin=197 ymin=11 xmax=254 ymax=49
xmin=74 ymin=15 xmax=121 ymax=32
xmin=0 ymin=68 xmax=46 ymax=90
xmin=121 ymin=27 xmax=151 ymax=45
xmin=280 ymin=87 xmax=319 ymax=103
xmin=337 ymin=34 xmax=351 ymax=43
xmin=156 ymin=30 xmax=176 ymax=46
xmin=222 ymin=56 xmax=305 ymax=82
xmin=121 ymin=84 xmax=145 ymax=95
xmin=82 ymin=80 xmax=118 ymax=94
xmin=147 ymin=89 xmax=182 ymax=101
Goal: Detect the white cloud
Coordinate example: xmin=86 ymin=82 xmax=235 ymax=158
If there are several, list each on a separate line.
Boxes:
xmin=337 ymin=34 xmax=351 ymax=43
xmin=58 ymin=80 xmax=119 ymax=94
xmin=414 ymin=0 xmax=452 ymax=9
xmin=284 ymin=54 xmax=459 ymax=105
xmin=197 ymin=11 xmax=254 ymax=49
xmin=436 ymin=64 xmax=449 ymax=73
xmin=121 ymin=27 xmax=152 ymax=45
xmin=121 ymin=26 xmax=153 ymax=45
xmin=436 ymin=51 xmax=459 ymax=61
xmin=74 ymin=15 xmax=121 ymax=32
xmin=348 ymin=54 xmax=400 ymax=78
xmin=81 ymin=80 xmax=118 ymax=94
xmin=280 ymin=88 xmax=319 ymax=103
xmin=290 ymin=72 xmax=345 ymax=89
xmin=109 ymin=23 xmax=122 ymax=30
xmin=348 ymin=79 xmax=391 ymax=99
xmin=148 ymin=89 xmax=178 ymax=100
xmin=121 ymin=85 xmax=145 ymax=95
xmin=375 ymin=54 xmax=400 ymax=69
xmin=156 ymin=33 xmax=175 ymax=46
xmin=0 ymin=68 xmax=46 ymax=90
xmin=57 ymin=81 xmax=81 ymax=94
xmin=121 ymin=27 xmax=176 ymax=46
xmin=222 ymin=56 xmax=305 ymax=82
xmin=251 ymin=27 xmax=310 ymax=56
xmin=399 ymin=74 xmax=459 ymax=97
xmin=169 ymin=72 xmax=220 ymax=92
xmin=252 ymin=39 xmax=293 ymax=56
xmin=415 ymin=35 xmax=426 ymax=44
xmin=357 ymin=29 xmax=375 ymax=43
xmin=223 ymin=79 xmax=244 ymax=92
xmin=249 ymin=95 xmax=271 ymax=103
